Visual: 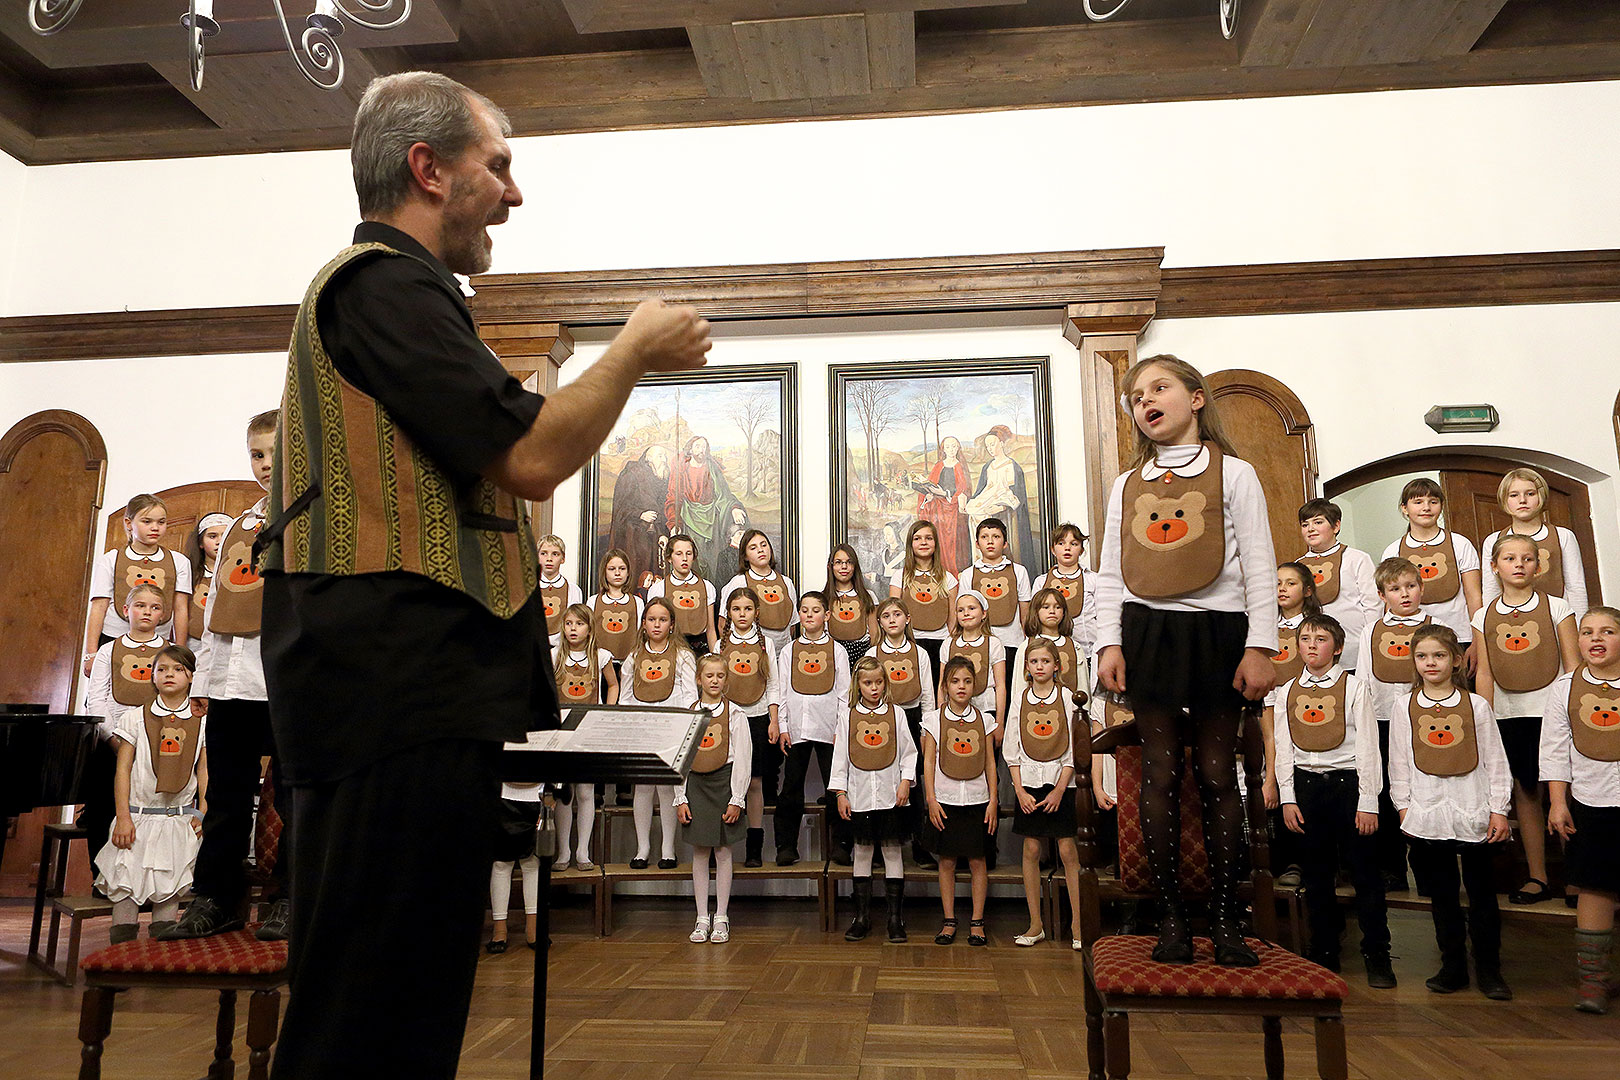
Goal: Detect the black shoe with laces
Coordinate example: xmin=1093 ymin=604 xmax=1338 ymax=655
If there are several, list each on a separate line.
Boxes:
xmin=156 ymin=895 xmax=244 ymax=941
xmin=1425 ymin=963 xmax=1469 ymax=994
xmin=1476 ymin=967 xmax=1513 ymax=1000
xmin=256 ymin=898 xmax=291 ymax=942
xmin=1364 ymin=952 xmax=1397 ymax=989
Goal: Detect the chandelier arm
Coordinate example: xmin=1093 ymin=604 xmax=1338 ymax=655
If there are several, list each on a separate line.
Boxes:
xmin=1221 ymin=0 xmax=1241 ymax=40
xmin=273 ymin=0 xmax=345 ymax=90
xmin=1081 ymin=0 xmax=1135 ymax=21
xmin=27 ymin=0 xmax=86 ymax=35
xmin=334 ymin=0 xmax=411 ymax=32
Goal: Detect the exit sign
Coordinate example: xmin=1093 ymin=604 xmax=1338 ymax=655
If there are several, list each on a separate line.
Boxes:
xmin=1424 ymin=404 xmax=1500 ymax=433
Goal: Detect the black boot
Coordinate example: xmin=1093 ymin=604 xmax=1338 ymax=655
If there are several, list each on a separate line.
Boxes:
xmin=885 ymin=878 xmax=907 ymax=943
xmin=845 ymin=877 xmax=872 ymax=941
xmin=1210 ymin=898 xmax=1259 ymax=968
xmin=745 ymin=828 xmax=764 ymax=868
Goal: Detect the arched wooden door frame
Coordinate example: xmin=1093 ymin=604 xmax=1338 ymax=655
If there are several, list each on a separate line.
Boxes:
xmin=1206 ymin=368 xmax=1319 ymax=558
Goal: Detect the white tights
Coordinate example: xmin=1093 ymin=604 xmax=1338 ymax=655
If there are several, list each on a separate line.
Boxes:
xmin=691 ymin=846 xmax=734 ymax=918
xmin=852 ymin=841 xmax=905 ymax=878
xmin=113 ymin=896 xmax=179 ymax=925
xmin=633 ymin=784 xmax=678 ymax=862
xmin=489 ymin=855 xmax=541 ymax=919
xmin=551 ymin=783 xmax=596 ymax=865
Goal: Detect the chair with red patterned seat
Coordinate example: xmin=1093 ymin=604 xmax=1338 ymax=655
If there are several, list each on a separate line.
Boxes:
xmin=1075 ymin=709 xmax=1349 ymax=1080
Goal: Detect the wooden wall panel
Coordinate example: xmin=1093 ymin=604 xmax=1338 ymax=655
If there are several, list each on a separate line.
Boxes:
xmin=1206 ymin=370 xmax=1318 ymax=564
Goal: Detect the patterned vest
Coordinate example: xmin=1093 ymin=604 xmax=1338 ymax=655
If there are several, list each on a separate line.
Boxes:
xmin=261 ymin=242 xmax=538 ymax=618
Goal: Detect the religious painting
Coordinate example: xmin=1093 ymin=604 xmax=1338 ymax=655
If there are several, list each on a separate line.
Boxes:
xmin=829 ymin=358 xmax=1056 ymax=597
xmin=581 ymin=365 xmax=798 ymax=595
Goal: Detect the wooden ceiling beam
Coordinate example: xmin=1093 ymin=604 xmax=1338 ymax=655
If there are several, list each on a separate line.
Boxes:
xmin=691 ymin=12 xmax=916 ymax=102
xmin=562 ymin=0 xmax=1022 ymax=35
xmin=151 ymin=46 xmax=401 ymax=130
xmin=1237 ymin=0 xmax=1512 ymax=70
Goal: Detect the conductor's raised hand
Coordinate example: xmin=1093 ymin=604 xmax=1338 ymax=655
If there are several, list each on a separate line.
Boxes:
xmin=620 ymin=300 xmax=711 ymax=373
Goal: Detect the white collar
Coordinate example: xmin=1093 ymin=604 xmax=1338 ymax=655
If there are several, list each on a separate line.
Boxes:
xmin=746 ymin=567 xmax=779 ymax=581
xmin=1505 ymin=522 xmax=1550 ymax=541
xmin=641 ymin=639 xmax=671 ymax=655
xmin=1279 ymin=612 xmax=1305 ymax=629
xmin=1141 ymin=443 xmax=1209 ymax=480
xmin=150 ymin=697 xmax=191 ymax=718
xmin=118 ymin=633 xmax=160 ymax=648
xmin=834 ymin=585 xmax=861 ymax=596
xmin=797 ymin=631 xmax=831 ymax=645
xmin=1416 ymin=687 xmax=1462 ymax=707
xmin=596 ymin=592 xmax=631 ymax=606
xmin=1492 ymin=592 xmax=1543 ymax=615
xmin=1024 ymin=685 xmax=1059 ymax=705
xmin=1299 ymin=665 xmax=1343 ymax=688
xmin=1579 ymin=668 xmax=1620 ymax=690
xmin=1038 ymin=632 xmax=1070 ymax=647
xmin=727 ymin=628 xmax=762 ymax=646
xmin=246 ymin=496 xmax=269 ymax=519
xmin=943 ymin=704 xmax=979 ymax=722
xmin=1306 ymin=543 xmax=1342 ymax=557
xmin=854 ymin=700 xmax=890 ymax=714
xmin=564 ymin=649 xmax=590 ymax=664
xmin=1047 ymin=565 xmax=1083 ymax=579
xmin=539 ymin=572 xmax=567 ymax=587
xmin=879 ymin=638 xmax=914 ymax=653
xmin=954 ymin=632 xmax=988 ymax=647
xmin=698 ymin=697 xmax=728 ymax=713
xmin=123 ymin=545 xmax=166 ymax=561
xmin=974 ymin=558 xmax=1010 ymax=572
xmin=1403 ymin=529 xmax=1450 ymax=548
xmin=1382 ymin=612 xmax=1424 ymax=626
xmin=666 ymin=571 xmax=699 ymax=586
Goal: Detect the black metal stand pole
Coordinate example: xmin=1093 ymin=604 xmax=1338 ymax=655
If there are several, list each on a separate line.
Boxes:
xmin=531 ymin=798 xmax=556 ymax=1080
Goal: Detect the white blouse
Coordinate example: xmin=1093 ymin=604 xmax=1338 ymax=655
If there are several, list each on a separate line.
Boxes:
xmin=1539 ymin=669 xmax=1620 ymax=808
xmin=773 ymin=633 xmax=851 ymax=744
xmin=674 ymin=700 xmax=753 ymax=809
xmin=829 ymin=702 xmax=920 ymax=813
xmin=1273 ymin=667 xmax=1382 ymax=814
xmin=1001 ymin=685 xmax=1076 ymax=791
xmin=1481 ymin=523 xmax=1588 ymax=619
xmin=922 ymin=705 xmax=1000 ymax=806
xmin=1387 ymin=689 xmax=1511 ymax=843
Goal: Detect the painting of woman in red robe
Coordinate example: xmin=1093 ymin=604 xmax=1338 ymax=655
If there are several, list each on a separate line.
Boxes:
xmin=915 ymin=435 xmax=972 ymax=577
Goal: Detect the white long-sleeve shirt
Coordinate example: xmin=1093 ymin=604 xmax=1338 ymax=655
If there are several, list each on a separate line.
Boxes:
xmin=86 ymin=633 xmax=164 ymax=737
xmin=1539 ymin=669 xmax=1620 ymax=808
xmin=1388 ymin=689 xmax=1511 ymax=843
xmin=1002 ymin=684 xmax=1077 ymax=790
xmin=829 ymin=702 xmax=920 ymax=812
xmin=674 ymin=700 xmax=753 ymax=808
xmin=617 ymin=645 xmax=697 ymax=708
xmin=1094 ymin=443 xmax=1279 ymax=654
xmin=192 ymin=500 xmax=267 ymax=702
xmin=922 ymin=705 xmax=1000 ymax=806
xmin=1273 ymin=667 xmax=1382 ymax=814
xmin=773 ymin=633 xmax=850 ymax=745
xmin=1382 ymin=531 xmax=1480 ymax=644
xmin=1480 ymin=524 xmax=1588 ymax=620
xmin=1297 ymin=543 xmax=1380 ymax=671
xmin=1033 ymin=566 xmax=1098 ymax=657
xmin=1470 ymin=593 xmax=1575 ymax=719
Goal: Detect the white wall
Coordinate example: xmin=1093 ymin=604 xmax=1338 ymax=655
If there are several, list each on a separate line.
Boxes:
xmin=0 ymin=147 xmax=23 ymax=315
xmin=6 ymin=79 xmax=1620 ymax=315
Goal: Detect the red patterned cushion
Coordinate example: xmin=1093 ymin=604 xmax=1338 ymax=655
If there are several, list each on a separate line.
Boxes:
xmin=1115 ymin=747 xmax=1212 ymax=896
xmin=254 ymin=767 xmax=282 ymax=880
xmin=82 ymin=930 xmax=288 ymax=977
xmin=1091 ymin=935 xmax=1347 ymax=1000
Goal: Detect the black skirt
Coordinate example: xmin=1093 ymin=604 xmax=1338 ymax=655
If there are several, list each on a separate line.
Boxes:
xmin=492 ymin=797 xmax=540 ymax=863
xmin=921 ymin=801 xmax=993 ymax=859
xmin=850 ymin=804 xmax=912 ymax=846
xmin=1121 ymin=603 xmax=1249 ymax=712
xmin=1566 ymin=798 xmax=1620 ymax=893
xmin=1013 ymin=785 xmax=1078 ymax=838
xmin=837 ymin=636 xmax=872 ymax=666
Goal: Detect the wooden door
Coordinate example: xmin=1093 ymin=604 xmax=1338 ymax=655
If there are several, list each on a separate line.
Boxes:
xmin=0 ymin=410 xmax=107 ymax=895
xmin=1206 ymin=370 xmax=1318 ymax=564
xmin=101 ymin=479 xmax=266 ymax=557
xmin=1440 ymin=462 xmax=1602 ymax=604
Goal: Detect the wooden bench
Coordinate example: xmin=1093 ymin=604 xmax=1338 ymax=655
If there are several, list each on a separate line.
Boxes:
xmin=34 ymin=893 xmax=113 ymax=985
xmin=29 ymin=821 xmax=94 ymax=983
xmin=824 ymin=862 xmax=1030 ymax=934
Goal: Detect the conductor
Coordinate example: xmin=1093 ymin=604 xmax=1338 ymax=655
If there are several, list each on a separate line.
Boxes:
xmin=258 ymin=71 xmax=711 ymax=1079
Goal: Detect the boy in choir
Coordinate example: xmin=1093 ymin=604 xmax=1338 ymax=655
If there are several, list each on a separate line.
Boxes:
xmin=771 ymin=591 xmax=853 ymax=865
xmin=535 ymin=535 xmax=583 ymax=649
xmin=1382 ymin=479 xmax=1481 ymax=673
xmin=1033 ymin=522 xmax=1096 ymax=664
xmin=1296 ymin=499 xmax=1380 ymax=671
xmin=968 ymin=518 xmax=1032 ymax=678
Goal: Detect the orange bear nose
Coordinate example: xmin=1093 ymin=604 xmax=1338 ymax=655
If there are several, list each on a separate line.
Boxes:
xmin=733 ymin=661 xmax=751 ymax=674
xmin=699 ymin=734 xmax=716 ymax=748
xmin=1032 ymin=721 xmax=1052 ymax=736
xmin=160 ymin=737 xmax=181 ymax=753
xmin=803 ymin=662 xmax=821 ymax=673
xmin=985 ymin=585 xmax=1003 ymax=597
xmin=915 ymin=590 xmax=933 ymax=602
xmin=1390 ymin=643 xmax=1410 ymax=657
xmin=1150 ymin=519 xmax=1189 ymax=545
xmin=953 ymin=740 xmax=971 ymax=752
xmin=1420 ymin=565 xmax=1439 ymax=579
xmin=645 ymin=668 xmax=664 ymax=680
xmin=891 ymin=670 xmax=909 ymax=681
xmin=678 ymin=597 xmax=696 ymax=607
xmin=229 ymin=562 xmax=259 ymax=586
xmin=1303 ymin=708 xmax=1324 ymax=724
xmin=1428 ymin=730 xmax=1454 ymax=746
xmin=1506 ymin=635 xmax=1529 ymax=651
xmin=863 ymin=732 xmax=884 ymax=747
xmin=1272 ymin=647 xmax=1290 ymax=662
xmin=1591 ymin=710 xmax=1619 ymax=728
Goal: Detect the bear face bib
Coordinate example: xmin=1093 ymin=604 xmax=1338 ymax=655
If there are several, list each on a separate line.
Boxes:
xmin=143 ymin=704 xmax=203 ymax=794
xmin=1046 ymin=568 xmax=1085 ymax=619
xmin=939 ymin=706 xmax=988 ymax=782
xmin=690 ymin=702 xmax=731 ymax=774
xmin=1285 ymin=671 xmax=1349 ymax=753
xmin=829 ymin=589 xmax=868 ymax=642
xmin=903 ymin=570 xmax=949 ymax=632
xmin=556 ymin=653 xmax=601 ymax=706
xmin=1409 ymin=690 xmax=1479 ymax=777
xmin=947 ymin=634 xmax=992 ymax=696
xmin=791 ymin=639 xmax=837 ymax=696
xmin=665 ymin=576 xmax=710 ymax=637
xmin=1039 ymin=635 xmax=1080 ymax=694
xmin=721 ymin=637 xmax=769 ymax=707
xmin=1399 ymin=532 xmax=1461 ymax=605
xmin=848 ymin=703 xmax=899 ymax=772
xmin=207 ymin=515 xmax=265 ymax=636
xmin=880 ymin=643 xmax=923 ymax=706
xmin=751 ymin=572 xmax=793 ymax=632
xmin=538 ymin=578 xmax=571 ymax=628
xmin=188 ymin=573 xmax=211 ymax=640
xmin=1483 ymin=594 xmax=1561 ymax=694
xmin=111 ymin=637 xmax=164 ymax=707
xmin=1120 ymin=442 xmax=1226 ymax=600
xmin=1103 ymin=696 xmax=1135 ymax=728
xmin=1532 ymin=531 xmax=1565 ymax=597
xmin=1019 ymin=689 xmax=1070 ymax=762
xmin=970 ymin=565 xmax=1019 ymax=628
xmin=112 ymin=547 xmax=178 ymax=622
xmin=1272 ymin=621 xmax=1305 ymax=687
xmin=591 ymin=597 xmax=638 ymax=660
xmin=1568 ymin=670 xmax=1620 ymax=763
xmin=1370 ymin=619 xmax=1427 ymax=685
xmin=631 ymin=645 xmax=677 ymax=703
xmin=1300 ymin=547 xmax=1344 ymax=605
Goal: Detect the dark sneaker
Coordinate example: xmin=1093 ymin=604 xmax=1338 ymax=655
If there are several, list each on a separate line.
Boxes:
xmin=256 ymin=898 xmax=291 ymax=941
xmin=109 ymin=924 xmax=138 ymax=945
xmin=1476 ymin=968 xmax=1513 ymax=1001
xmin=148 ymin=921 xmax=177 ymax=939
xmin=1425 ymin=964 xmax=1469 ymax=994
xmin=1364 ymin=953 xmax=1397 ymax=989
xmin=156 ymin=895 xmax=244 ymax=940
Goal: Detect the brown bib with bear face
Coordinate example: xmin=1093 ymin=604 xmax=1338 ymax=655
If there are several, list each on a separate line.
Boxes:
xmin=880 ymin=643 xmax=924 ymax=706
xmin=111 ymin=637 xmax=164 ymax=707
xmin=1483 ymin=594 xmax=1561 ymax=693
xmin=665 ymin=576 xmax=710 ymax=637
xmin=556 ymin=653 xmax=601 ymax=706
xmin=631 ymin=645 xmax=677 ymax=703
xmin=1300 ymin=547 xmax=1344 ymax=605
xmin=113 ymin=547 xmax=178 ymax=623
xmin=1046 ymin=568 xmax=1085 ymax=619
xmin=143 ymin=704 xmax=202 ymax=794
xmin=947 ymin=634 xmax=992 ymax=696
xmin=591 ymin=597 xmax=638 ymax=660
xmin=848 ymin=703 xmax=899 ymax=772
xmin=188 ymin=573 xmax=211 ymax=640
xmin=903 ymin=570 xmax=949 ymax=632
xmin=1019 ymin=689 xmax=1070 ymax=763
xmin=207 ymin=515 xmax=265 ymax=635
xmin=829 ymin=589 xmax=868 ymax=642
xmin=690 ymin=702 xmax=731 ymax=774
xmin=1040 ymin=635 xmax=1080 ymax=694
xmin=791 ymin=640 xmax=837 ymax=696
xmin=1370 ymin=618 xmax=1427 ymax=685
xmin=1272 ymin=622 xmax=1305 ymax=687
xmin=1285 ymin=671 xmax=1349 ymax=753
xmin=1104 ymin=696 xmax=1135 ymax=728
xmin=751 ymin=572 xmax=793 ymax=632
xmin=1120 ymin=442 xmax=1225 ymax=600
xmin=1532 ymin=531 xmax=1565 ymax=597
xmin=1568 ymin=670 xmax=1620 ymax=763
xmin=970 ymin=565 xmax=1019 ymax=628
xmin=721 ymin=637 xmax=769 ymax=707
xmin=1399 ymin=532 xmax=1461 ymax=605
xmin=939 ymin=706 xmax=988 ymax=782
xmin=1408 ymin=690 xmax=1479 ymax=778
xmin=538 ymin=579 xmax=571 ymax=628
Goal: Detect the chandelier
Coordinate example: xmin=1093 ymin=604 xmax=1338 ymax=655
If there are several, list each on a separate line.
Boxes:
xmin=26 ymin=0 xmax=412 ymax=91
xmin=1083 ymin=0 xmax=1240 ymax=40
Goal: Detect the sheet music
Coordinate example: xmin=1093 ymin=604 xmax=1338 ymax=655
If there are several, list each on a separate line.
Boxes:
xmin=502 ymin=704 xmax=705 ymax=784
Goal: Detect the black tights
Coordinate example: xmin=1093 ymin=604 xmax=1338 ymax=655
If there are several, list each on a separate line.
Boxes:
xmin=1136 ymin=702 xmax=1247 ymax=938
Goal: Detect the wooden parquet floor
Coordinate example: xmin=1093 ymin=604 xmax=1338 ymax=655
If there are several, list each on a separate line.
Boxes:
xmin=3 ymin=896 xmax=1617 ymax=1079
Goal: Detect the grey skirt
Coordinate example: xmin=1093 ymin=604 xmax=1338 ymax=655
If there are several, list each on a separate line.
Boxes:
xmin=680 ymin=762 xmax=747 ymax=848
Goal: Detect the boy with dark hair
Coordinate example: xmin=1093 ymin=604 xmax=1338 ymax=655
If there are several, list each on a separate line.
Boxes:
xmin=1297 ymin=498 xmax=1380 ymax=671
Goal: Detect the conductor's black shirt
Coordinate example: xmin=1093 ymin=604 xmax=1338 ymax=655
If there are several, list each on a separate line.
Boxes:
xmin=263 ymin=222 xmax=557 ymax=785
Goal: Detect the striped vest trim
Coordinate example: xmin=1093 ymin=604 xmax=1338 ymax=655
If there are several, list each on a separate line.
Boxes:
xmin=261 ymin=242 xmax=539 ymax=619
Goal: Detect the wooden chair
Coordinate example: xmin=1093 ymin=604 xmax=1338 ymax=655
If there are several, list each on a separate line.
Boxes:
xmin=1074 ymin=710 xmax=1349 ymax=1080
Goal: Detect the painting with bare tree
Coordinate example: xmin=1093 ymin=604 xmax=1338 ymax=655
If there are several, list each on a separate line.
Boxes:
xmin=581 ymin=365 xmax=798 ymax=594
xmin=830 ymin=358 xmax=1055 ymax=597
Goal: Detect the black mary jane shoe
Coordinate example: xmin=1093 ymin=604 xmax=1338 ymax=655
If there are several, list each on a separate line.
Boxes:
xmin=934 ymin=918 xmax=958 ymax=945
xmin=485 ymin=937 xmax=509 ymax=955
xmin=1508 ymin=878 xmax=1557 ymax=905
xmin=968 ymin=919 xmax=988 ymax=947
xmin=658 ymin=858 xmax=678 ymax=870
xmin=629 ymin=857 xmax=649 ymax=870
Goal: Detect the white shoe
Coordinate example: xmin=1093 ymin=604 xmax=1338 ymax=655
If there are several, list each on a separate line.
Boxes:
xmin=710 ymin=915 xmax=730 ymax=943
xmin=1014 ymin=930 xmax=1047 ymax=947
xmin=551 ymin=857 xmax=571 ymax=872
xmin=1073 ymin=938 xmax=1084 ymax=951
xmin=690 ymin=915 xmax=712 ymax=943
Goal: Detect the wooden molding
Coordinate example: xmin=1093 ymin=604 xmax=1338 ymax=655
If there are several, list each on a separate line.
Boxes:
xmin=0 ymin=408 xmax=108 ymax=478
xmin=0 ymin=305 xmax=298 ymax=364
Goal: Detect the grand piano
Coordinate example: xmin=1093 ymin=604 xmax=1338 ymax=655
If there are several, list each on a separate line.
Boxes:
xmin=0 ymin=704 xmax=100 ymax=875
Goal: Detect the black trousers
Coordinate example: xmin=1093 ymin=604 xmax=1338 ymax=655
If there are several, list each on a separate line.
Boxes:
xmin=1294 ymin=769 xmax=1389 ymax=962
xmin=1408 ymin=836 xmax=1501 ymax=970
xmin=1374 ymin=721 xmax=1409 ymax=881
xmin=78 ymin=739 xmax=119 ymax=877
xmin=271 ymin=739 xmax=500 ymax=1080
xmin=774 ymin=738 xmax=850 ymax=855
xmin=904 ymin=705 xmax=928 ymax=839
xmin=193 ymin=698 xmax=288 ymax=906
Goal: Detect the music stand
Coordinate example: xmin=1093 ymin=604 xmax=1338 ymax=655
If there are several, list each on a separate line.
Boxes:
xmin=501 ymin=704 xmax=706 ymax=1080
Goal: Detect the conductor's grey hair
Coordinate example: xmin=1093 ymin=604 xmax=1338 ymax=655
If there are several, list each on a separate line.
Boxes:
xmin=351 ymin=71 xmax=510 ymax=218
